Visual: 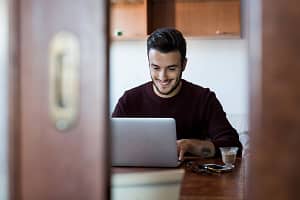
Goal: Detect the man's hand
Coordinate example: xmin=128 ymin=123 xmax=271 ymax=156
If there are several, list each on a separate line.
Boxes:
xmin=176 ymin=139 xmax=216 ymax=161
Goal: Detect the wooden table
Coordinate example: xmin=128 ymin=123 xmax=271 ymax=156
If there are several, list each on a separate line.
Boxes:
xmin=112 ymin=156 xmax=246 ymax=200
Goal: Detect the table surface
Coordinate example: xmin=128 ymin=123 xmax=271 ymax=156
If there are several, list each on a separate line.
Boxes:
xmin=112 ymin=156 xmax=247 ymax=200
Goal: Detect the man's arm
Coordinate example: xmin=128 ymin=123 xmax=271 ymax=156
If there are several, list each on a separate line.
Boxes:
xmin=112 ymin=95 xmax=127 ymax=117
xmin=203 ymin=91 xmax=242 ymax=157
xmin=177 ymin=91 xmax=242 ymax=160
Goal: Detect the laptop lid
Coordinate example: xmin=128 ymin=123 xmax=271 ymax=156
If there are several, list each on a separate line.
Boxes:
xmin=111 ymin=118 xmax=180 ymax=167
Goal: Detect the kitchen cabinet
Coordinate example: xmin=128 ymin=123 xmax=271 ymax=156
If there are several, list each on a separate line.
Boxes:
xmin=110 ymin=0 xmax=149 ymax=39
xmin=110 ymin=0 xmax=241 ymax=39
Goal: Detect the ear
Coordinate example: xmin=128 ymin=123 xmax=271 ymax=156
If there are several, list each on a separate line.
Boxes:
xmin=182 ymin=58 xmax=187 ymax=72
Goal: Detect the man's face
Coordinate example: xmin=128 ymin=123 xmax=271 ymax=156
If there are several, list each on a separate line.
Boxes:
xmin=148 ymin=49 xmax=186 ymax=98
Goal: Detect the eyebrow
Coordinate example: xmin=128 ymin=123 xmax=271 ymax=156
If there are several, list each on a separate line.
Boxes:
xmin=151 ymin=64 xmax=179 ymax=68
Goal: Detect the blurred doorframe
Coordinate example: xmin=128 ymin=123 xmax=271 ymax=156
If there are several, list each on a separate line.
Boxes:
xmin=7 ymin=0 xmax=110 ymax=199
xmin=0 ymin=0 xmax=15 ymax=199
xmin=7 ymin=0 xmax=20 ymax=199
xmin=248 ymin=0 xmax=300 ymax=199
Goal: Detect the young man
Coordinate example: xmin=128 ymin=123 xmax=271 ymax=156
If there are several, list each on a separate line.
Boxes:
xmin=112 ymin=28 xmax=242 ymax=160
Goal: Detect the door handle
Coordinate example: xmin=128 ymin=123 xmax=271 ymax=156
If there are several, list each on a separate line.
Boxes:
xmin=49 ymin=31 xmax=80 ymax=131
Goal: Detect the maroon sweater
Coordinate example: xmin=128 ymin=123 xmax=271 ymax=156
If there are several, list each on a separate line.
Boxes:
xmin=112 ymin=79 xmax=242 ymax=156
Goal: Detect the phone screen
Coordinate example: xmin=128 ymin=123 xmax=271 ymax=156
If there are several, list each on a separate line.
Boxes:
xmin=201 ymin=164 xmax=233 ymax=172
xmin=206 ymin=164 xmax=225 ymax=169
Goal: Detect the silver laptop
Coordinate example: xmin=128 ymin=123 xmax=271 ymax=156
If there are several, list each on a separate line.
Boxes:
xmin=111 ymin=118 xmax=181 ymax=167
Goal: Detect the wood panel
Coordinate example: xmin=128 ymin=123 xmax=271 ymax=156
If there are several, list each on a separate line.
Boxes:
xmin=110 ymin=0 xmax=148 ymax=39
xmin=215 ymin=0 xmax=240 ymax=36
xmin=138 ymin=0 xmax=241 ymax=38
xmin=150 ymin=0 xmax=240 ymax=37
xmin=18 ymin=0 xmax=109 ymax=199
xmin=175 ymin=0 xmax=240 ymax=37
xmin=175 ymin=1 xmax=218 ymax=36
xmin=248 ymin=0 xmax=300 ymax=199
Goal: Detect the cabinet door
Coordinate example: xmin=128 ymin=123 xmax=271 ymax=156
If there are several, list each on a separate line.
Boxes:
xmin=110 ymin=0 xmax=148 ymax=39
xmin=214 ymin=0 xmax=241 ymax=36
xmin=17 ymin=0 xmax=109 ymax=199
xmin=175 ymin=0 xmax=240 ymax=37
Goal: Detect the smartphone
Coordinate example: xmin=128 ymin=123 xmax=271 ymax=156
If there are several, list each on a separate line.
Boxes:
xmin=201 ymin=164 xmax=233 ymax=173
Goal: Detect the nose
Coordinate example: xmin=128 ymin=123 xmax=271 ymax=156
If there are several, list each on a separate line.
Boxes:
xmin=158 ymin=69 xmax=167 ymax=81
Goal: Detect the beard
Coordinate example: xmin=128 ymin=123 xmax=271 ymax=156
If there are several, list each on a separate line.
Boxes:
xmin=151 ymin=71 xmax=182 ymax=96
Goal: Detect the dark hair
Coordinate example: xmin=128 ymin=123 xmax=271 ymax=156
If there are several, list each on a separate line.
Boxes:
xmin=147 ymin=27 xmax=186 ymax=63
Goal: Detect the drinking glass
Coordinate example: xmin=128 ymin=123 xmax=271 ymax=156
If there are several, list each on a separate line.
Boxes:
xmin=219 ymin=147 xmax=239 ymax=168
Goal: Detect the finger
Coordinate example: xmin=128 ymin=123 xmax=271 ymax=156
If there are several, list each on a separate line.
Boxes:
xmin=176 ymin=141 xmax=181 ymax=153
xmin=179 ymin=149 xmax=185 ymax=161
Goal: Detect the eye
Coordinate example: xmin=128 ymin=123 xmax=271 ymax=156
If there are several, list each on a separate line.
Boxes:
xmin=151 ymin=65 xmax=160 ymax=71
xmin=168 ymin=66 xmax=177 ymax=71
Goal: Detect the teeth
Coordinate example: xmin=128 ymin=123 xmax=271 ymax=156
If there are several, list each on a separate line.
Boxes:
xmin=160 ymin=81 xmax=169 ymax=86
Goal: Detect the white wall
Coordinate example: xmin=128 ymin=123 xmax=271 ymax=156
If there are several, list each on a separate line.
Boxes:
xmin=109 ymin=39 xmax=248 ymax=132
xmin=0 ymin=0 xmax=9 ymax=199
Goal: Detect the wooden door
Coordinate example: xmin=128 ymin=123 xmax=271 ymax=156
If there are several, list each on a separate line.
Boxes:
xmin=248 ymin=0 xmax=300 ymax=199
xmin=9 ymin=0 xmax=109 ymax=199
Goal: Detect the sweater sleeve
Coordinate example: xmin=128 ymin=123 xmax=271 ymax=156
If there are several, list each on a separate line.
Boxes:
xmin=112 ymin=94 xmax=127 ymax=117
xmin=204 ymin=92 xmax=243 ymax=157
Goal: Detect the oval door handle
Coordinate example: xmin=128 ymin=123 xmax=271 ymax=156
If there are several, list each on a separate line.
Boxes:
xmin=49 ymin=31 xmax=80 ymax=131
